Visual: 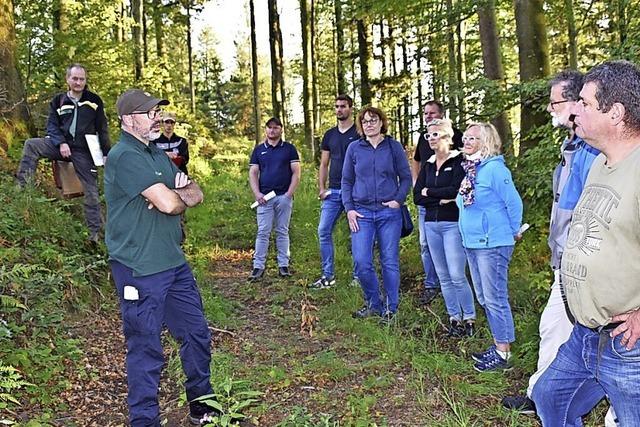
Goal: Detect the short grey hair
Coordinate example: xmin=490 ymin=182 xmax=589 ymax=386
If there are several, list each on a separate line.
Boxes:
xmin=584 ymin=60 xmax=640 ymax=133
xmin=66 ymin=63 xmax=87 ymax=77
xmin=549 ymin=70 xmax=583 ymax=101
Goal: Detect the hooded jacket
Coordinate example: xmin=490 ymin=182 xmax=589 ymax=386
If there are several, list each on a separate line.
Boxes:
xmin=456 ymin=155 xmax=523 ymax=248
xmin=413 ymin=150 xmax=464 ymax=222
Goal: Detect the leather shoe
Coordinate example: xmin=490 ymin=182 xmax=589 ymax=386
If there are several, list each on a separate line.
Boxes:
xmin=278 ymin=266 xmax=291 ymax=277
xmin=248 ymin=268 xmax=264 ymax=281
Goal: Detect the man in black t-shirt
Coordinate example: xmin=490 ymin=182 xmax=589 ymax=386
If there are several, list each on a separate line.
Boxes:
xmin=152 ymin=112 xmax=189 ymax=174
xmin=411 ymin=100 xmax=462 ymax=304
xmin=310 ymin=95 xmax=360 ymax=289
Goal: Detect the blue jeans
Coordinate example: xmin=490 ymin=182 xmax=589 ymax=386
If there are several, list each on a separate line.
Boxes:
xmin=417 ymin=206 xmax=439 ymax=289
xmin=351 ymin=206 xmax=402 ymax=313
xmin=110 ymin=261 xmax=213 ymax=427
xmin=532 ymin=323 xmax=640 ymax=426
xmin=318 ymin=189 xmax=346 ymax=278
xmin=465 ymin=246 xmax=515 ymax=344
xmin=425 ymin=221 xmax=475 ymax=321
xmin=254 ymin=194 xmax=292 ymax=269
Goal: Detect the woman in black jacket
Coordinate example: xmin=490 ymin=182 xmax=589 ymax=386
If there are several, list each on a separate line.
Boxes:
xmin=414 ymin=118 xmax=476 ymax=337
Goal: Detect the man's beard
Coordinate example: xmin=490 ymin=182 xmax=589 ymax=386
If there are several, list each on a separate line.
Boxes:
xmin=551 ymin=113 xmax=570 ymax=130
xmin=146 ymin=128 xmax=161 ymax=140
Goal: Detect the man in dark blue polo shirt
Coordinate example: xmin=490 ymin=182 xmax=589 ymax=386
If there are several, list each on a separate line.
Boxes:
xmin=310 ymin=94 xmax=360 ymax=289
xmin=105 ymin=89 xmax=217 ymax=426
xmin=248 ymin=117 xmax=301 ymax=280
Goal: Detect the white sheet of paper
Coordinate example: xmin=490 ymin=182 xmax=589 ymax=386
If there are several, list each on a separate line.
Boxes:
xmin=85 ymin=134 xmax=104 ymax=166
xmin=251 ymin=190 xmax=276 ymax=209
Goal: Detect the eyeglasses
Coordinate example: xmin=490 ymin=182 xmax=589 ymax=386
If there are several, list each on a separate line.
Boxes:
xmin=426 ymin=132 xmax=443 ymax=139
xmin=163 ymin=120 xmax=176 ymax=124
xmin=462 ymin=136 xmax=480 ymax=143
xmin=548 ymin=100 xmax=569 ymax=111
xmin=361 ymin=118 xmax=379 ymax=126
xmin=133 ymin=109 xmax=162 ymax=119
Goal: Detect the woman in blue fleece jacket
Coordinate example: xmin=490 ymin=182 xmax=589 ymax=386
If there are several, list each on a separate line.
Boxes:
xmin=342 ymin=106 xmax=412 ymax=324
xmin=456 ymin=122 xmax=523 ymax=373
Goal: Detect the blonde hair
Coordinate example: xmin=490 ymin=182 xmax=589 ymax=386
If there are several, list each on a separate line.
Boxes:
xmin=427 ymin=118 xmax=455 ymax=140
xmin=465 ymin=122 xmax=502 ymax=158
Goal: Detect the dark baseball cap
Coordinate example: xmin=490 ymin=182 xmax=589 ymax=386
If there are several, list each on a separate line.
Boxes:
xmin=265 ymin=117 xmax=282 ymax=127
xmin=116 ymin=89 xmax=169 ymax=117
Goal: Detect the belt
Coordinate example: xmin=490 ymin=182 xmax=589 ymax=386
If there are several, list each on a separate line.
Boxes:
xmin=589 ymin=322 xmax=623 ymax=333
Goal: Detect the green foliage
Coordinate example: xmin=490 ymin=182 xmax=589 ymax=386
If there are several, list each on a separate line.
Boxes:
xmin=0 ymin=363 xmax=33 ymax=424
xmin=193 ymin=378 xmax=262 ymax=427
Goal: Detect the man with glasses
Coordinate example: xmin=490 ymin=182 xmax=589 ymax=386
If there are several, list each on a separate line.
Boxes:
xmin=105 ymin=89 xmax=217 ymax=426
xmin=309 ymin=94 xmax=360 ymax=289
xmin=532 ymin=60 xmax=640 ymax=427
xmin=248 ymin=117 xmax=301 ymax=280
xmin=501 ymin=70 xmax=601 ymax=418
xmin=411 ymin=100 xmax=463 ymax=305
xmin=152 ymin=112 xmax=190 ymax=174
xmin=16 ymin=63 xmax=111 ymax=243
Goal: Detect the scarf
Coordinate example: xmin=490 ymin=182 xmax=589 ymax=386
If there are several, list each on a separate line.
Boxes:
xmin=459 ymin=157 xmax=482 ymax=206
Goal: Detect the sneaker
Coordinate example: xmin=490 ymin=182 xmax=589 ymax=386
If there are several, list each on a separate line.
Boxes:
xmin=501 ymin=395 xmax=536 ymax=415
xmin=349 ymin=277 xmax=361 ymax=288
xmin=189 ymin=400 xmax=222 ymax=425
xmin=379 ymin=310 xmax=396 ymax=326
xmin=474 ymin=348 xmax=513 ymax=372
xmin=464 ymin=320 xmax=475 ymax=337
xmin=447 ymin=319 xmax=465 ymax=337
xmin=420 ymin=288 xmax=440 ymax=305
xmin=248 ymin=268 xmax=264 ymax=281
xmin=352 ymin=306 xmax=380 ymax=319
xmin=278 ymin=266 xmax=291 ymax=277
xmin=309 ymin=275 xmax=336 ymax=289
xmin=471 ymin=345 xmax=496 ymax=363
xmin=88 ymin=231 xmax=101 ymax=244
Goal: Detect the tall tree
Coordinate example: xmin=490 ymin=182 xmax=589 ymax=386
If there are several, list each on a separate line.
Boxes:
xmin=356 ymin=18 xmax=372 ymax=106
xmin=300 ymin=0 xmax=315 ymax=156
xmin=445 ymin=0 xmax=458 ymax=124
xmin=152 ymin=0 xmax=171 ymax=96
xmin=564 ymin=0 xmax=578 ymax=69
xmin=131 ymin=0 xmax=144 ymax=80
xmin=0 ymin=0 xmax=33 ymax=139
xmin=478 ymin=0 xmax=513 ymax=148
xmin=514 ymin=0 xmax=550 ymax=153
xmin=334 ymin=0 xmax=346 ymax=96
xmin=185 ymin=2 xmax=196 ymax=113
xmin=268 ymin=0 xmax=286 ymax=125
xmin=249 ymin=0 xmax=261 ymax=144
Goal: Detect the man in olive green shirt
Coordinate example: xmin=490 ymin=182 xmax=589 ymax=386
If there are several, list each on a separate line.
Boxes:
xmin=532 ymin=60 xmax=640 ymax=426
xmin=105 ymin=89 xmax=217 ymax=426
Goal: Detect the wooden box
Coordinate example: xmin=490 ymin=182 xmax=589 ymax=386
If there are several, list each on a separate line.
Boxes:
xmin=52 ymin=161 xmax=84 ymax=198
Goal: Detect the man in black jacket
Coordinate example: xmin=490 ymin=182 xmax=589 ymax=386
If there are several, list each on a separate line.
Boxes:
xmin=16 ymin=63 xmax=111 ymax=242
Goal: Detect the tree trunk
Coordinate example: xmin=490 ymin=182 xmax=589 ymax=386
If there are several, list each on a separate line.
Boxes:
xmin=132 ymin=0 xmax=144 ymax=80
xmin=514 ymin=0 xmax=550 ymax=154
xmin=416 ymin=38 xmax=424 ymax=130
xmin=0 ymin=0 xmax=33 ymax=141
xmin=142 ymin=0 xmax=148 ymax=65
xmin=249 ymin=0 xmax=261 ymax=144
xmin=446 ymin=0 xmax=458 ymax=124
xmin=153 ymin=0 xmax=170 ymax=96
xmin=311 ymin=0 xmax=320 ymax=137
xmin=456 ymin=18 xmax=466 ymax=126
xmin=186 ymin=4 xmax=195 ymax=113
xmin=334 ymin=0 xmax=346 ymax=95
xmin=478 ymin=0 xmax=513 ymax=149
xmin=357 ymin=19 xmax=372 ymax=106
xmin=401 ymin=27 xmax=410 ymax=146
xmin=564 ymin=0 xmax=578 ymax=69
xmin=300 ymin=0 xmax=315 ymax=156
xmin=268 ymin=0 xmax=286 ymax=126
xmin=614 ymin=0 xmax=627 ymax=45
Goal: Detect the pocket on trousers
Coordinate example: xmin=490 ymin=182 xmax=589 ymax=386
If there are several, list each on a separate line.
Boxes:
xmin=610 ymin=334 xmax=640 ymax=361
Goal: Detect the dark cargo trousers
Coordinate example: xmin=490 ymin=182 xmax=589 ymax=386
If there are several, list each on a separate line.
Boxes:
xmin=110 ymin=261 xmax=213 ymax=427
xmin=16 ymin=137 xmax=101 ymax=235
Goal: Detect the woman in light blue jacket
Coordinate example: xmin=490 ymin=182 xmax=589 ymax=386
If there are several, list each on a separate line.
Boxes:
xmin=456 ymin=122 xmax=523 ymax=373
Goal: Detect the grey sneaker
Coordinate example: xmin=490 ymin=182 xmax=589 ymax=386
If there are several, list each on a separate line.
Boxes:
xmin=501 ymin=395 xmax=536 ymax=415
xmin=248 ymin=268 xmax=264 ymax=281
xmin=349 ymin=277 xmax=361 ymax=288
xmin=471 ymin=345 xmax=496 ymax=363
xmin=309 ymin=276 xmax=335 ymax=289
xmin=189 ymin=400 xmax=222 ymax=425
xmin=420 ymin=288 xmax=440 ymax=305
xmin=379 ymin=310 xmax=396 ymax=326
xmin=352 ymin=306 xmax=380 ymax=319
xmin=474 ymin=348 xmax=513 ymax=372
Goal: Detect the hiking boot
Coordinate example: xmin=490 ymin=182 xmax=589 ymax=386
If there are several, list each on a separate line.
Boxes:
xmin=189 ymin=400 xmax=222 ymax=425
xmin=420 ymin=288 xmax=440 ymax=305
xmin=447 ymin=319 xmax=465 ymax=337
xmin=464 ymin=320 xmax=475 ymax=337
xmin=278 ymin=266 xmax=291 ymax=277
xmin=309 ymin=275 xmax=336 ymax=289
xmin=471 ymin=345 xmax=496 ymax=363
xmin=501 ymin=395 xmax=536 ymax=415
xmin=248 ymin=268 xmax=264 ymax=281
xmin=349 ymin=277 xmax=361 ymax=288
xmin=474 ymin=348 xmax=512 ymax=372
xmin=379 ymin=310 xmax=396 ymax=326
xmin=352 ymin=306 xmax=380 ymax=319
